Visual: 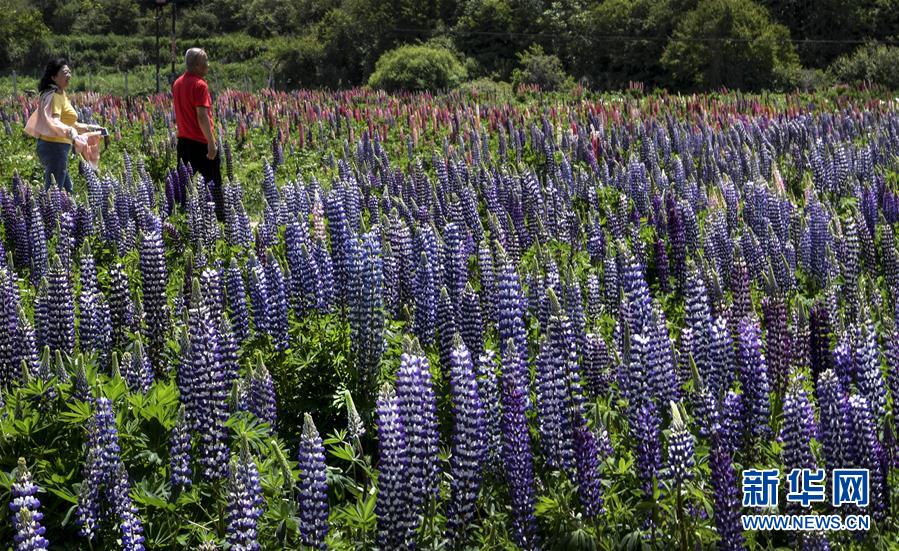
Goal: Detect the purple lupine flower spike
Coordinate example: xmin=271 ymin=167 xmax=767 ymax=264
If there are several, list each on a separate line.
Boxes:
xmin=183 ymin=279 xmax=229 ymax=482
xmin=736 ymin=316 xmax=771 ymax=450
xmin=225 ymin=258 xmax=250 ymax=343
xmin=109 ymin=463 xmax=145 ymax=551
xmin=476 ymin=350 xmax=503 ymax=474
xmin=460 ymin=283 xmax=484 ymax=357
xmin=264 ymin=251 xmax=290 ymax=351
xmin=437 ymin=286 xmax=458 ymax=371
xmin=395 ymin=337 xmax=440 ymax=517
xmin=535 ymin=289 xmax=575 ymax=470
xmin=77 ymin=243 xmax=111 ymax=362
xmin=247 ymin=253 xmax=270 ymax=334
xmin=46 ymin=256 xmax=75 ymax=355
xmin=446 ymin=334 xmax=487 ymax=543
xmin=0 ymin=267 xmax=22 ymax=387
xmin=887 ymin=319 xmax=899 ymax=421
xmin=131 ymin=339 xmax=154 ymax=393
xmin=854 ymin=320 xmax=887 ymax=424
xmin=75 ymin=396 xmax=144 ymax=549
xmin=500 ymin=338 xmax=539 ymax=550
xmin=413 ymin=251 xmax=437 ymax=345
xmin=297 ymin=413 xmax=328 ymax=549
xmin=108 ymin=261 xmax=135 ymax=348
xmin=347 ymin=229 xmax=386 ymax=391
xmin=573 ymin=420 xmax=604 ymax=518
xmin=76 ymin=397 xmax=121 ymax=541
xmin=247 ymin=354 xmax=277 ymax=429
xmin=10 ymin=457 xmax=50 ymax=551
xmin=376 ymin=383 xmax=415 ymax=549
xmin=169 ymin=406 xmax=192 ymax=491
xmin=761 ymin=287 xmax=791 ymax=397
xmin=847 ymin=395 xmax=886 ymax=520
xmin=582 ymin=333 xmax=610 ymax=396
xmin=666 ymin=402 xmax=695 ymax=485
xmin=226 ymin=446 xmax=264 ymax=551
xmin=817 ymin=369 xmax=852 ymax=469
xmin=28 ymin=198 xmax=48 ymax=286
xmin=632 ymin=393 xmax=662 ymax=498
xmin=780 ymin=376 xmax=817 ymax=473
xmin=710 ymin=432 xmax=745 ymax=550
xmin=139 ymin=229 xmax=170 ymax=374
xmin=495 ymin=242 xmax=530 ymax=408
xmin=33 ymin=278 xmax=48 ymax=353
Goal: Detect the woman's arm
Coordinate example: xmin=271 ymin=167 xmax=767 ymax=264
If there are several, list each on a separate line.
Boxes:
xmin=44 ymin=103 xmax=79 ymax=140
xmin=73 ymin=122 xmax=101 ymax=133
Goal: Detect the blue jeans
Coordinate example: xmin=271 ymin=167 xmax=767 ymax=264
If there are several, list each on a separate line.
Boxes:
xmin=36 ymin=138 xmax=73 ymax=193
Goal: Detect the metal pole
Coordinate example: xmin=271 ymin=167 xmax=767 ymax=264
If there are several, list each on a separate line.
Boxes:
xmin=155 ymin=6 xmax=160 ymax=94
xmin=171 ymin=1 xmax=176 ymax=79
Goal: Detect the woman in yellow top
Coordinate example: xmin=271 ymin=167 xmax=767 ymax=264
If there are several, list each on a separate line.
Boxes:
xmin=33 ymin=59 xmax=102 ymax=192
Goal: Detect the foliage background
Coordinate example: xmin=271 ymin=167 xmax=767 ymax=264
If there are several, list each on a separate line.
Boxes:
xmin=0 ymin=0 xmax=897 ymax=94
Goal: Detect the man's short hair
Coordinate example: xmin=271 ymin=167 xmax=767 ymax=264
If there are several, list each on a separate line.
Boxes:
xmin=185 ymin=48 xmax=207 ymax=70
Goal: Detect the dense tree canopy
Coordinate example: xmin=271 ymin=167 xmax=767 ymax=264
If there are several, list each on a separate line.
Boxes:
xmin=661 ymin=0 xmax=800 ymax=90
xmin=1 ymin=0 xmax=896 ymax=91
xmin=0 ymin=2 xmax=49 ymax=70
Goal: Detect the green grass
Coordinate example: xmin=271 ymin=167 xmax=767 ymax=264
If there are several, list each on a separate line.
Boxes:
xmin=0 ymin=62 xmax=273 ymax=97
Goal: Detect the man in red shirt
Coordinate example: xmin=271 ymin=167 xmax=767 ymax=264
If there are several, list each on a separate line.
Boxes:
xmin=173 ymin=47 xmax=224 ymax=220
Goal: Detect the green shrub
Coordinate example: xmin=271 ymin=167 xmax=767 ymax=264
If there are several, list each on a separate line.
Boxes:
xmin=454 ymin=77 xmax=513 ymax=99
xmin=788 ymin=67 xmax=834 ymax=91
xmin=828 ymin=44 xmax=899 ymax=90
xmin=368 ymin=44 xmax=467 ymax=92
xmin=510 ymin=45 xmax=573 ymax=92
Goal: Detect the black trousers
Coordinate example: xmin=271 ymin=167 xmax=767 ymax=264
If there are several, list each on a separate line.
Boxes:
xmin=177 ymin=137 xmax=224 ymax=221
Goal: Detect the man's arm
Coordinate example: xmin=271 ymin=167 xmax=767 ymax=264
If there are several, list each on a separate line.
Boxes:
xmin=196 ymin=106 xmax=217 ymax=160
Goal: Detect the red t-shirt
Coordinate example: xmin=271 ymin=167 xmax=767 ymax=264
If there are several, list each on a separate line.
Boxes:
xmin=173 ymin=72 xmax=212 ymax=143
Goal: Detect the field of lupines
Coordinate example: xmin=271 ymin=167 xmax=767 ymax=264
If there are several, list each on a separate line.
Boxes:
xmin=0 ymin=87 xmax=898 ymax=550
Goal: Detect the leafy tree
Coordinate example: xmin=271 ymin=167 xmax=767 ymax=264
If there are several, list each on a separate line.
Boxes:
xmin=760 ymin=0 xmax=898 ymax=68
xmin=0 ymin=0 xmax=49 ymax=71
xmin=181 ymin=0 xmax=246 ymax=34
xmin=511 ymin=44 xmax=573 ymax=91
xmin=272 ymin=35 xmax=324 ymax=88
xmin=341 ymin=0 xmax=447 ymax=78
xmin=661 ymin=0 xmax=800 ymax=90
xmin=29 ymin=0 xmax=74 ymax=33
xmin=368 ymin=43 xmax=467 ymax=91
xmin=178 ymin=7 xmax=221 ymax=38
xmin=239 ymin=0 xmax=301 ymax=37
xmin=314 ymin=8 xmax=371 ymax=87
xmin=574 ymin=0 xmax=693 ymax=90
xmin=453 ymin=0 xmax=543 ymax=80
xmin=533 ymin=0 xmax=590 ymax=77
xmin=67 ymin=0 xmax=141 ymax=35
xmin=271 ymin=7 xmax=370 ymax=89
xmin=293 ymin=0 xmax=344 ymax=31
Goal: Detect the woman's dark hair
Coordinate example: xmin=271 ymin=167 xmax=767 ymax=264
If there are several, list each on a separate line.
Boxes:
xmin=38 ymin=58 xmax=69 ymax=93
